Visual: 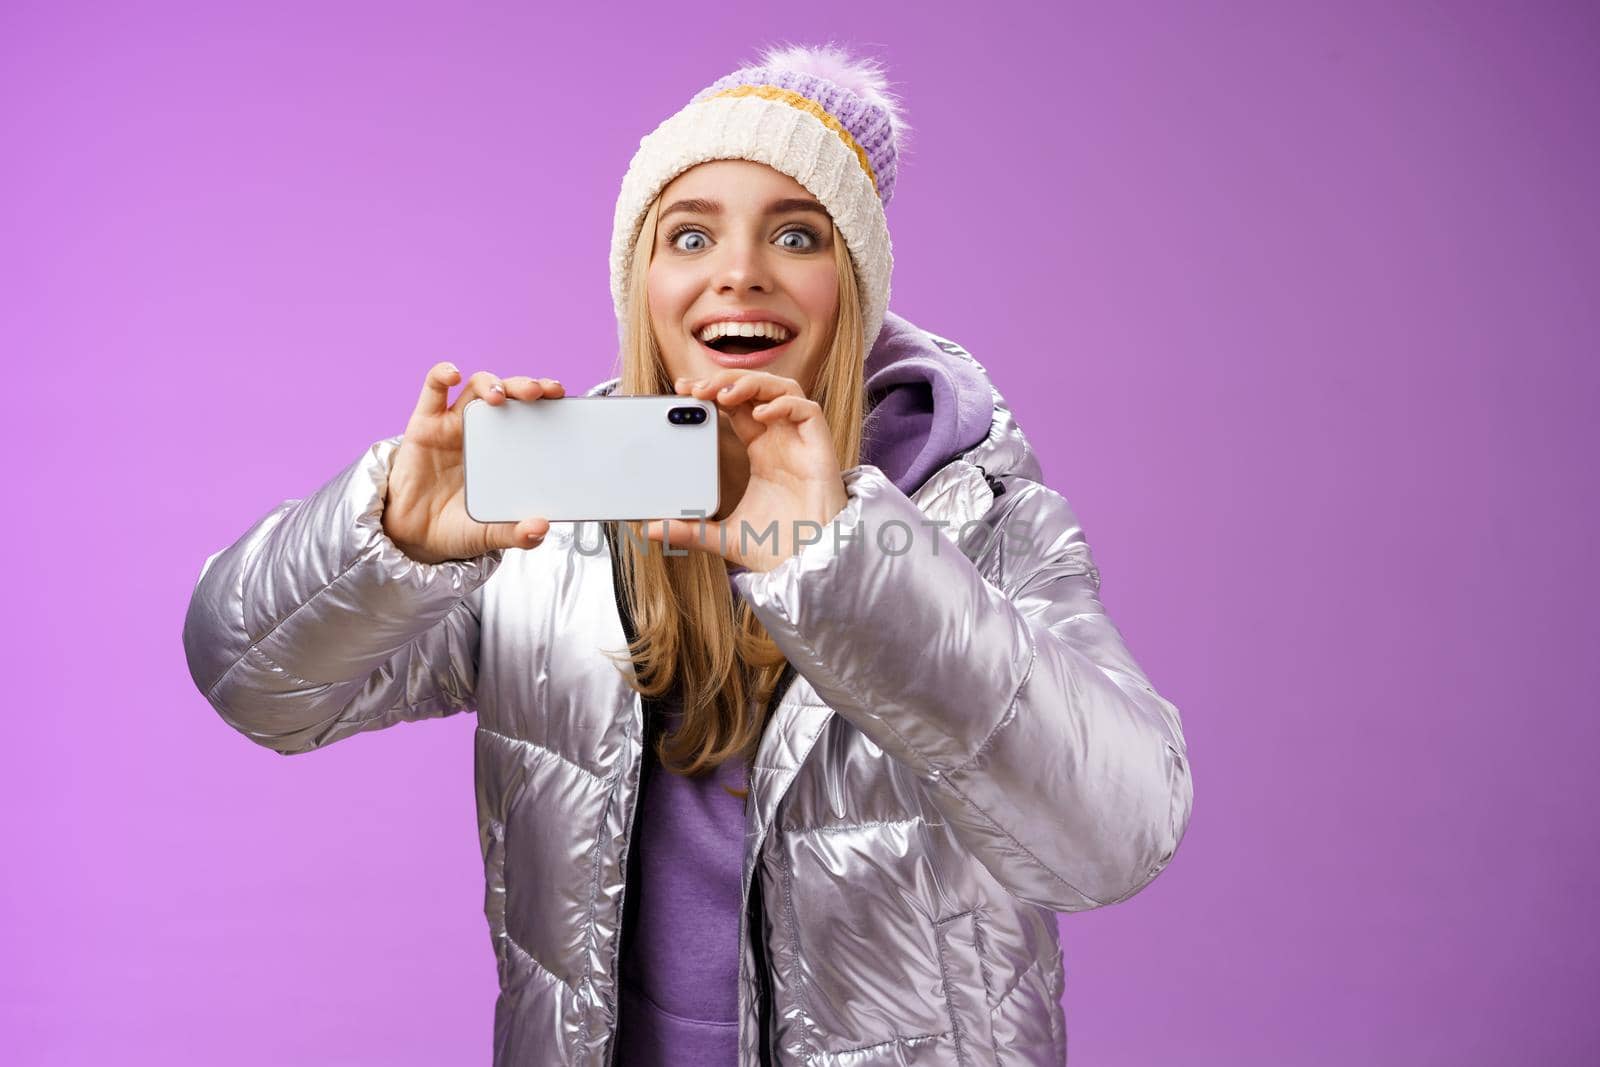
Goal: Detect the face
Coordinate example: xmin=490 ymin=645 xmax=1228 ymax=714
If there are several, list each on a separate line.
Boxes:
xmin=647 ymin=159 xmax=839 ymax=396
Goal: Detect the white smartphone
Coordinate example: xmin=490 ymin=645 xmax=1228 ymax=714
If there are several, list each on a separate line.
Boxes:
xmin=461 ymin=395 xmax=720 ymax=522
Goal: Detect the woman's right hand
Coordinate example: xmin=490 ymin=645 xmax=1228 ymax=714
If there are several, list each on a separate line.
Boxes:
xmin=381 ymin=362 xmax=566 ymax=564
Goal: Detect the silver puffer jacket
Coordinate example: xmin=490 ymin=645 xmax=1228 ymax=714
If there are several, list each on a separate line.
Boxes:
xmin=183 ymin=325 xmax=1193 ymax=1066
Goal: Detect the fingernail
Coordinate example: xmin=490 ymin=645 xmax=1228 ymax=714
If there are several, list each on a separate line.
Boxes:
xmin=490 ymin=382 xmax=505 ymax=395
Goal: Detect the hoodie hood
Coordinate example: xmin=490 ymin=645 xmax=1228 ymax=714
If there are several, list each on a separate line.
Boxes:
xmin=861 ymin=310 xmax=997 ymax=496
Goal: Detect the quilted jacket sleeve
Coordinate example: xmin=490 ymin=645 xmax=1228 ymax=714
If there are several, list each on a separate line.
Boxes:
xmin=182 ymin=435 xmax=506 ymax=756
xmin=732 ymin=464 xmax=1193 ymax=913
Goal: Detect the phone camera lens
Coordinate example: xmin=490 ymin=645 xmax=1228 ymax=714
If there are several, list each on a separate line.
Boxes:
xmin=668 ymin=406 xmax=706 ymax=425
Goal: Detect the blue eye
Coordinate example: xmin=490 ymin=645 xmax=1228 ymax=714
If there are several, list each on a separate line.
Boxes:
xmin=664 ymin=223 xmax=822 ymax=253
xmin=668 ymin=227 xmax=709 ymax=252
xmin=777 ymin=226 xmax=820 ymax=250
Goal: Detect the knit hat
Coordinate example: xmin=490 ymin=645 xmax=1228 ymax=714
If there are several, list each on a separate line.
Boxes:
xmin=609 ymin=43 xmax=908 ymax=354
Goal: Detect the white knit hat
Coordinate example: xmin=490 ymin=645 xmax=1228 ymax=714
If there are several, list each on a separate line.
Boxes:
xmin=609 ymin=44 xmax=908 ymax=353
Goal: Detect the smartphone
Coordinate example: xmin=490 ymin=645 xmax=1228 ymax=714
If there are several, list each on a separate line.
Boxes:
xmin=461 ymin=395 xmax=720 ymax=522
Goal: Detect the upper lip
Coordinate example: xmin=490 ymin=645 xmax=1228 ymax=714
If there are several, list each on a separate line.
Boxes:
xmin=691 ymin=309 xmax=798 ymax=337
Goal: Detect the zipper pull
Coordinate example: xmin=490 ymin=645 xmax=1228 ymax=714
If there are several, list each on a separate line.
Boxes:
xmin=974 ymin=464 xmax=1005 ymax=497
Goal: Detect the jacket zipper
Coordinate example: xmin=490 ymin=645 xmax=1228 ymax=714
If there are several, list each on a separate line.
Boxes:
xmin=603 ymin=521 xmax=645 ymax=1067
xmin=747 ymin=658 xmax=795 ymax=1067
xmin=599 ymin=521 xmax=796 ymax=1065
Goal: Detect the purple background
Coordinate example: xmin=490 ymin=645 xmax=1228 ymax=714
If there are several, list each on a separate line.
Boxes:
xmin=4 ymin=1 xmax=1596 ymax=1063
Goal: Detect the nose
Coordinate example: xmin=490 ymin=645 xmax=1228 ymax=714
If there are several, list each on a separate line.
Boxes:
xmin=712 ymin=235 xmax=774 ymax=295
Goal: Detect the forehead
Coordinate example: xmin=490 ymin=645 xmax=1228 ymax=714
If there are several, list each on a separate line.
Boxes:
xmin=659 ymin=159 xmax=812 ymax=205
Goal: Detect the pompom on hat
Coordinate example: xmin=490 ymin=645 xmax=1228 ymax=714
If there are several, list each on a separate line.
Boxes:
xmin=609 ymin=43 xmax=908 ymax=352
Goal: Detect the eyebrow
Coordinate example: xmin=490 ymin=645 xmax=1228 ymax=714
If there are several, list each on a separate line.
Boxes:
xmin=659 ymin=197 xmax=829 ymax=222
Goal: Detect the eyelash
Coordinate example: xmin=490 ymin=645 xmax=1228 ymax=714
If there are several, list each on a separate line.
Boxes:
xmin=665 ymin=223 xmax=822 ymax=252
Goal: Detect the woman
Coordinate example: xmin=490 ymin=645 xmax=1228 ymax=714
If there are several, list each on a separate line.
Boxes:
xmin=183 ymin=44 xmax=1194 ymax=1066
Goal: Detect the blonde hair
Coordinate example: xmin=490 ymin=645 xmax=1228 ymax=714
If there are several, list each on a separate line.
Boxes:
xmin=602 ymin=187 xmax=869 ymax=796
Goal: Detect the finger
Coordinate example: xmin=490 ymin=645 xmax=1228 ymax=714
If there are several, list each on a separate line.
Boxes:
xmin=734 ymin=372 xmax=803 ymax=407
xmin=500 ymin=376 xmax=542 ymax=400
xmin=721 ymin=398 xmax=767 ymax=448
xmin=687 ymin=370 xmax=803 ymax=408
xmin=413 ymin=361 xmax=462 ymax=420
xmin=639 ymin=515 xmax=728 ymax=558
xmin=674 ymin=375 xmax=713 ymax=399
xmin=501 ymin=376 xmax=567 ymax=402
xmin=720 ymin=371 xmax=804 ymax=408
xmin=448 ymin=370 xmax=506 ymax=415
xmin=483 ymin=516 xmax=552 ymax=551
xmin=686 ymin=372 xmax=801 ymax=446
xmin=752 ymin=395 xmax=822 ymax=423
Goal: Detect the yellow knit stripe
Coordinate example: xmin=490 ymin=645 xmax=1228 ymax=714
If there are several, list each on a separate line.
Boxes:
xmin=704 ymin=84 xmax=880 ymax=197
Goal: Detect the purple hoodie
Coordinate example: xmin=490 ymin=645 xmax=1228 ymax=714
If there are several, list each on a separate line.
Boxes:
xmin=613 ymin=312 xmax=996 ymax=1064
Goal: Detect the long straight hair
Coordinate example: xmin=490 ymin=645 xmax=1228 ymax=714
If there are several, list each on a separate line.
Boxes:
xmin=602 ymin=190 xmax=869 ymax=796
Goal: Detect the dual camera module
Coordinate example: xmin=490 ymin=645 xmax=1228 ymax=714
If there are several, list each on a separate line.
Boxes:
xmin=667 ymin=406 xmax=708 ymax=425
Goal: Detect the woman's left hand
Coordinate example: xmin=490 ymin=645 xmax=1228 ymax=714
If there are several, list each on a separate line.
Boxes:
xmin=641 ymin=370 xmax=848 ymax=573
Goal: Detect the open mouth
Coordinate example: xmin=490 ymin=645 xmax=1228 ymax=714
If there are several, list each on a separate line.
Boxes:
xmin=702 ymin=334 xmax=786 ymax=356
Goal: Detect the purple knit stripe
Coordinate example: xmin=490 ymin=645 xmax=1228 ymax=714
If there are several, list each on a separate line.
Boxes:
xmin=691 ymin=69 xmax=899 ymax=207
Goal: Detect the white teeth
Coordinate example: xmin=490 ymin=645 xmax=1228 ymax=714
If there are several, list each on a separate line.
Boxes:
xmin=696 ymin=320 xmax=792 ymax=343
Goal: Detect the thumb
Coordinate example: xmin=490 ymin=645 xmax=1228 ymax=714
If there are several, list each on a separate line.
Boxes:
xmin=640 ymin=515 xmax=724 ymax=555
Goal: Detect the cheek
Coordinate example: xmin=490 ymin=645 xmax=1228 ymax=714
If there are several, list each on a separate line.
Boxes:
xmin=645 ymin=265 xmax=691 ymax=333
xmin=646 ymin=262 xmax=708 ymax=380
xmin=782 ymin=261 xmax=841 ymax=393
xmin=793 ymin=262 xmax=839 ymax=372
xmin=792 ymin=262 xmax=839 ymax=326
